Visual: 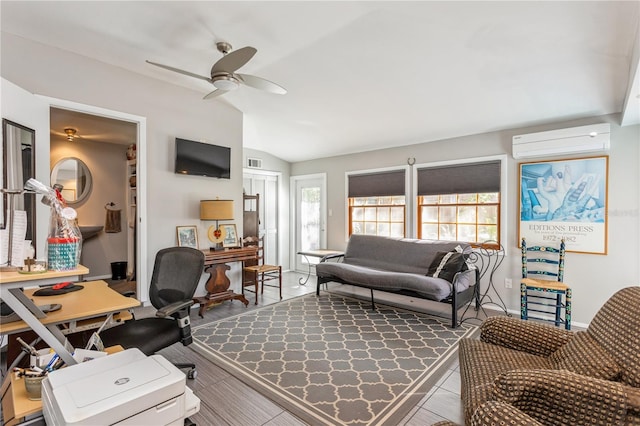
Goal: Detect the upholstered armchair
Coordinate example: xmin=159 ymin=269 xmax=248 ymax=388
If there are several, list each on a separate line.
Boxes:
xmin=434 ymin=286 xmax=640 ymax=426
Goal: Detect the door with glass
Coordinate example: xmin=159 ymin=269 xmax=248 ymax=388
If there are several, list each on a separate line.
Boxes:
xmin=293 ymin=174 xmax=326 ymax=273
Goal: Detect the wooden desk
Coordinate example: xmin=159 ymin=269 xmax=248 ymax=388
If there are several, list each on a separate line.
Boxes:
xmin=193 ymin=247 xmax=258 ymax=317
xmin=1 ymin=270 xmax=139 ymax=367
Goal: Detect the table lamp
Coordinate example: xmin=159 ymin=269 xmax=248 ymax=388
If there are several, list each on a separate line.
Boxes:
xmin=200 ymin=199 xmax=233 ymax=250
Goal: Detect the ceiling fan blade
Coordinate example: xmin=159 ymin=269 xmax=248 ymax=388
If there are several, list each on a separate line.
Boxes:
xmin=211 ymin=46 xmax=257 ymax=75
xmin=237 ymin=74 xmax=287 ymax=94
xmin=203 ymin=89 xmax=229 ymax=100
xmin=146 ymin=60 xmax=211 ymax=82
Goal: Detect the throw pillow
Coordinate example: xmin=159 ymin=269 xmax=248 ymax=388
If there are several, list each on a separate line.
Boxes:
xmin=549 ymin=331 xmax=621 ymax=380
xmin=427 ymin=251 xmax=467 ymax=283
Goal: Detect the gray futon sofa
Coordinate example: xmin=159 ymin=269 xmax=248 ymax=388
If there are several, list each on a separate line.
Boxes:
xmin=316 ymin=234 xmax=479 ymax=327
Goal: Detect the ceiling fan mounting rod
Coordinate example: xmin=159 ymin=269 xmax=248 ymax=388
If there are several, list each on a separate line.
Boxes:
xmin=216 ymin=42 xmax=232 ymax=55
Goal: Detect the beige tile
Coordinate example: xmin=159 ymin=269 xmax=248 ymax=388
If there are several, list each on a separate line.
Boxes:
xmin=402 ymin=407 xmax=449 ymax=425
xmin=439 ymin=370 xmax=461 ymax=395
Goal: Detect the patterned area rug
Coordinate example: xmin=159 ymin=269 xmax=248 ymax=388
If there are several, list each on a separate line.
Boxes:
xmin=191 ymin=293 xmax=477 ymax=425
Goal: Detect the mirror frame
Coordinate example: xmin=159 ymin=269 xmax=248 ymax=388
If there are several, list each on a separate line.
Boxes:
xmin=2 ymin=119 xmax=36 ymax=250
xmin=50 ymin=157 xmax=92 ymax=206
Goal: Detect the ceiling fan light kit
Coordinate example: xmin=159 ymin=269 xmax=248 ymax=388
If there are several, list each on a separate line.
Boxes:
xmin=212 ymin=75 xmax=240 ymax=91
xmin=146 ymin=40 xmax=286 ymax=99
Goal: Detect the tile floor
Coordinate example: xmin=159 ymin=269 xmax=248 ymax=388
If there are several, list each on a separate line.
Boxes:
xmin=153 ymin=271 xmax=468 ymax=425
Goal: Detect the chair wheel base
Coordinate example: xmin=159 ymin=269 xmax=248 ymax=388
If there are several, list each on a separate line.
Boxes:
xmin=187 ymin=369 xmax=197 ymax=380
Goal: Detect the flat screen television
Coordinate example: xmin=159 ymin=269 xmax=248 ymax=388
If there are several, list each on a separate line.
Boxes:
xmin=175 ymin=138 xmax=231 ymax=179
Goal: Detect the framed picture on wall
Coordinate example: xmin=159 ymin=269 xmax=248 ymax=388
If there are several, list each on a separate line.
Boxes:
xmin=221 ymin=224 xmax=239 ymax=248
xmin=176 ymin=225 xmax=199 ymax=249
xmin=518 ymin=155 xmax=608 ymax=254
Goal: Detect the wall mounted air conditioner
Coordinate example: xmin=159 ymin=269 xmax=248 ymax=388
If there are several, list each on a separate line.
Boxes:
xmin=512 ymin=123 xmax=610 ymax=159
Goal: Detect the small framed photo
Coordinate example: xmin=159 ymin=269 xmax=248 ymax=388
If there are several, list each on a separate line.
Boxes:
xmin=221 ymin=224 xmax=239 ymax=248
xmin=176 ymin=225 xmax=199 ymax=249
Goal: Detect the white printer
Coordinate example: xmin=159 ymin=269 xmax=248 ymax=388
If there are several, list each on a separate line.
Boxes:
xmin=41 ymin=348 xmax=200 ymax=425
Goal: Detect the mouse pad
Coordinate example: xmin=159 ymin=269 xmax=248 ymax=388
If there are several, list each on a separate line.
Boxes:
xmin=33 ymin=284 xmax=84 ymax=296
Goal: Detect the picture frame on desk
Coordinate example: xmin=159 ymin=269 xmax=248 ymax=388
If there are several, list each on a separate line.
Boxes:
xmin=176 ymin=225 xmax=199 ymax=249
xmin=221 ymin=224 xmax=239 ymax=248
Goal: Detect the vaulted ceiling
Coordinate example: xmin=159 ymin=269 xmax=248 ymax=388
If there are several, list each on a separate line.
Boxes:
xmin=2 ymin=1 xmax=639 ymax=162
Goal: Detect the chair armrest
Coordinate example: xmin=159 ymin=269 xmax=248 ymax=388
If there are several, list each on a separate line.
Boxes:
xmin=480 ymin=316 xmax=573 ymax=357
xmin=156 ymin=300 xmax=194 ymax=318
xmin=492 ymin=369 xmax=635 ymax=425
xmin=470 ymin=401 xmax=543 ymax=426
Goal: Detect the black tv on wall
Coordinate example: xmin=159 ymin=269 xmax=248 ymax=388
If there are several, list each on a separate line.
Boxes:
xmin=175 ymin=138 xmax=231 ymax=179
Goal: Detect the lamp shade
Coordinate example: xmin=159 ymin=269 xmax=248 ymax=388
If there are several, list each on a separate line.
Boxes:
xmin=200 ymin=200 xmax=234 ymax=220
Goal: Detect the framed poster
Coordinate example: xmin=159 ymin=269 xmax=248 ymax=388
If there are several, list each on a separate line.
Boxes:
xmin=176 ymin=225 xmax=199 ymax=249
xmin=519 ymin=156 xmax=608 ymax=254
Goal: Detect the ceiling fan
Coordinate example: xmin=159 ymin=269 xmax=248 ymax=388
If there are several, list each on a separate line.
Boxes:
xmin=146 ymin=42 xmax=287 ymax=100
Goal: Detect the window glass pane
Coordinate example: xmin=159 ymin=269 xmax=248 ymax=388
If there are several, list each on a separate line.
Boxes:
xmin=352 ymin=197 xmax=366 ymax=206
xmin=458 ymin=205 xmax=476 ymax=223
xmin=421 ymin=195 xmax=439 ymax=205
xmin=458 ymin=193 xmax=477 ymax=204
xmin=379 ymin=197 xmax=392 ymax=205
xmin=352 ymin=222 xmax=364 ymax=234
xmin=365 ymin=197 xmax=378 ymax=205
xmin=422 ymin=224 xmax=438 ymax=239
xmin=352 ymin=207 xmax=364 ymax=221
xmin=439 ymin=206 xmax=456 ymax=222
xmin=439 ymin=194 xmax=457 ymax=204
xmin=377 ymin=207 xmax=390 ymax=221
xmin=478 ymin=205 xmax=498 ymax=224
xmin=422 ymin=206 xmax=438 ymax=222
xmin=390 ymin=207 xmax=404 ymax=221
xmin=479 ymin=193 xmax=499 ymax=203
xmin=440 ymin=224 xmax=456 ymax=240
xmin=364 ymin=222 xmax=377 ymax=234
xmin=392 ymin=196 xmax=405 ymax=205
xmin=478 ymin=225 xmax=498 ymax=242
xmin=364 ymin=207 xmax=376 ymax=221
xmin=377 ymin=222 xmax=390 ymax=236
xmin=458 ymin=225 xmax=476 ymax=242
xmin=390 ymin=223 xmax=404 ymax=238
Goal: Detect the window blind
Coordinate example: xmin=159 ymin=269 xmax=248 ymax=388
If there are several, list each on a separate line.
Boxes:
xmin=417 ymin=161 xmax=501 ymax=195
xmin=348 ymin=169 xmax=406 ymax=198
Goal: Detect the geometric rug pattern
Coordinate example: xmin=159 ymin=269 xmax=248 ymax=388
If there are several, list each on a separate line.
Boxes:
xmin=192 ymin=293 xmax=477 ymax=425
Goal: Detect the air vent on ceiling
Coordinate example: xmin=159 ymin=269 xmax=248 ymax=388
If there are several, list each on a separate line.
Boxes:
xmin=247 ymin=158 xmax=263 ymax=169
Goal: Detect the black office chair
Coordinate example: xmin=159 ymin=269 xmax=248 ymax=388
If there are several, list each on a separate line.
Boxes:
xmin=100 ymin=247 xmax=205 ymax=379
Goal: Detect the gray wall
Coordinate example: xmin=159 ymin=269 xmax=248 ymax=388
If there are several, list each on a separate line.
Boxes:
xmin=2 ymin=33 xmax=245 ymax=300
xmin=291 ymin=114 xmax=640 ymax=326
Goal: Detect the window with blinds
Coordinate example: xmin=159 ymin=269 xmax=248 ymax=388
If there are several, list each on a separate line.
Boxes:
xmin=417 ymin=161 xmax=501 ymax=246
xmin=348 ymin=169 xmax=406 ymax=237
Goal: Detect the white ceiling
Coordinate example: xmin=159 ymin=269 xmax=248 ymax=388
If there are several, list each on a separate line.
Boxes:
xmin=2 ymin=1 xmax=639 ymax=162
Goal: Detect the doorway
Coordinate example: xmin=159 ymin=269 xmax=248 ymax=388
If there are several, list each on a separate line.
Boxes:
xmin=42 ymin=97 xmax=149 ymax=303
xmin=243 ymin=171 xmax=279 ymax=265
xmin=291 ymin=174 xmax=327 ymax=273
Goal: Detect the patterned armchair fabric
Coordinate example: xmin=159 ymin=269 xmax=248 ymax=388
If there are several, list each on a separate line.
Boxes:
xmin=452 ymin=286 xmax=640 ymax=426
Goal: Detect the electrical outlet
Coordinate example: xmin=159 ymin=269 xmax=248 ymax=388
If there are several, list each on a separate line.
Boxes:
xmin=505 ymin=278 xmax=513 ymax=289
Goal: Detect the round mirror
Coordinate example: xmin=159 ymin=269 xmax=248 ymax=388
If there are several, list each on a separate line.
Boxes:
xmin=50 ymin=157 xmax=92 ymax=205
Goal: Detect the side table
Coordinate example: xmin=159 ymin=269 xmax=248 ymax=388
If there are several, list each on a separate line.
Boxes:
xmin=193 ymin=246 xmax=258 ymax=317
xmin=297 ymin=249 xmax=344 ymax=285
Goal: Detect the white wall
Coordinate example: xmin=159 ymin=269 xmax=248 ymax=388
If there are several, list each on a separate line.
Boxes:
xmin=1 ymin=33 xmax=245 ymax=299
xmin=291 ymin=114 xmax=640 ymax=327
